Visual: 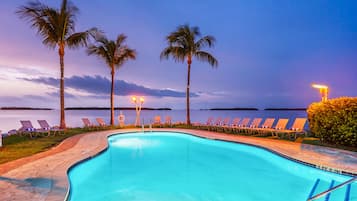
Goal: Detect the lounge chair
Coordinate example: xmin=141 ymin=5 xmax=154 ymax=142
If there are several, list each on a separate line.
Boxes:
xmin=18 ymin=120 xmax=37 ymax=138
xmin=229 ymin=118 xmax=241 ymax=132
xmin=37 ymin=120 xmax=64 ymax=136
xmin=211 ymin=117 xmax=223 ymax=131
xmin=270 ymin=118 xmax=289 ymax=137
xmin=193 ymin=117 xmax=213 ymax=129
xmin=249 ymin=118 xmax=262 ymax=128
xmin=220 ymin=117 xmax=231 ymax=131
xmin=96 ymin=118 xmax=107 ymax=127
xmin=82 ymin=118 xmax=95 ymax=129
xmin=7 ymin=129 xmax=17 ymax=135
xmin=254 ymin=118 xmax=275 ymax=135
xmin=238 ymin=118 xmax=250 ymax=127
xmin=221 ymin=117 xmax=230 ymax=127
xmin=261 ymin=118 xmax=275 ymax=128
xmin=278 ymin=118 xmax=307 ymax=140
xmin=231 ymin=118 xmax=241 ymax=127
xmin=291 ymin=118 xmax=307 ymax=131
xmin=213 ymin=117 xmax=222 ymax=126
xmin=205 ymin=117 xmax=214 ymax=126
xmin=246 ymin=118 xmax=262 ymax=134
xmin=236 ymin=118 xmax=250 ymax=133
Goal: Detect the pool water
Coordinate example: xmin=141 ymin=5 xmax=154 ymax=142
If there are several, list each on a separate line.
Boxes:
xmin=68 ymin=132 xmax=356 ymax=201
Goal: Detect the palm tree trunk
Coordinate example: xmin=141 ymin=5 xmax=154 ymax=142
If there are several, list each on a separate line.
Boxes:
xmin=186 ymin=59 xmax=191 ymax=125
xmin=59 ymin=45 xmax=66 ymax=129
xmin=110 ymin=66 xmax=115 ymax=126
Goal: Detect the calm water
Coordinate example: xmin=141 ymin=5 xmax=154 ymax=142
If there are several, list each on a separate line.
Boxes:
xmin=68 ymin=132 xmax=355 ymax=201
xmin=0 ymin=109 xmax=307 ymax=133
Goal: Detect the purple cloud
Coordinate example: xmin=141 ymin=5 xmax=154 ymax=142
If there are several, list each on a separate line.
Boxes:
xmin=22 ymin=75 xmax=198 ymax=98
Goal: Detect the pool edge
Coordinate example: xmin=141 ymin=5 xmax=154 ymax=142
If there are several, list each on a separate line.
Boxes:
xmin=64 ymin=129 xmax=357 ymax=201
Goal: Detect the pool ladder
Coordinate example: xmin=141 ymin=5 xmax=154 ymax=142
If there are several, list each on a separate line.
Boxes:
xmin=141 ymin=124 xmax=153 ymax=133
xmin=307 ymin=177 xmax=356 ymax=201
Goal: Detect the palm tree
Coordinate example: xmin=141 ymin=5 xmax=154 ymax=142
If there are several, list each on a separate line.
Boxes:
xmin=87 ymin=33 xmax=136 ymax=126
xmin=160 ymin=24 xmax=218 ymax=125
xmin=17 ymin=0 xmax=96 ymax=129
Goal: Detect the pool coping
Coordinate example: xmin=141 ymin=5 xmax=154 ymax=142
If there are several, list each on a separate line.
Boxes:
xmin=0 ymin=128 xmax=356 ymax=201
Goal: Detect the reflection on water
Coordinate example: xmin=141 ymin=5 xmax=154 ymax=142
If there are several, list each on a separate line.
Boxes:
xmin=0 ymin=109 xmax=307 ymax=132
xmin=111 ymin=137 xmax=155 ymax=148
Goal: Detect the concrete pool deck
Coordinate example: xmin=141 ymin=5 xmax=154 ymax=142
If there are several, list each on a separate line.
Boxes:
xmin=0 ymin=128 xmax=356 ymax=201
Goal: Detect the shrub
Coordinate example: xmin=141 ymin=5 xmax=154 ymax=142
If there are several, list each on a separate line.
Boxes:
xmin=307 ymin=97 xmax=357 ymax=147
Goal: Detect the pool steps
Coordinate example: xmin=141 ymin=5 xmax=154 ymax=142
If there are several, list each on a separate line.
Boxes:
xmin=307 ymin=177 xmax=356 ymax=201
xmin=308 ymin=179 xmax=320 ymax=200
xmin=141 ymin=124 xmax=153 ymax=133
xmin=325 ymin=180 xmax=334 ymax=201
xmin=344 ymin=184 xmax=351 ymax=201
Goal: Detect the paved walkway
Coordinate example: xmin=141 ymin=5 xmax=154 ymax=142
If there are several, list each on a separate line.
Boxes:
xmin=0 ymin=128 xmax=356 ymax=201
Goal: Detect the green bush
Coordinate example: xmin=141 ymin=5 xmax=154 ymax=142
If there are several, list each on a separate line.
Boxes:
xmin=307 ymin=97 xmax=357 ymax=147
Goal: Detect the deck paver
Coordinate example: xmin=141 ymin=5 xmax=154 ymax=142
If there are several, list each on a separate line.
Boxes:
xmin=0 ymin=128 xmax=356 ymax=201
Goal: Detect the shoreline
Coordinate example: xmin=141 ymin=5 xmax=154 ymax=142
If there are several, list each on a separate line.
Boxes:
xmin=0 ymin=107 xmax=52 ymax=110
xmin=264 ymin=108 xmax=307 ymax=111
xmin=64 ymin=107 xmax=171 ymax=110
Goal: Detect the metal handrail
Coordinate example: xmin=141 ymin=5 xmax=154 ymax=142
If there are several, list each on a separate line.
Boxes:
xmin=307 ymin=177 xmax=357 ymax=201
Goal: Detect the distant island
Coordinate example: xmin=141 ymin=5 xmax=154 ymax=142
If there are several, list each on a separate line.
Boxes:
xmin=0 ymin=107 xmax=53 ymax=110
xmin=205 ymin=108 xmax=259 ymax=111
xmin=264 ymin=108 xmax=307 ymax=111
xmin=65 ymin=107 xmax=171 ymax=110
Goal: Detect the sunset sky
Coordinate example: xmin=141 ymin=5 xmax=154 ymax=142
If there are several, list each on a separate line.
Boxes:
xmin=0 ymin=0 xmax=356 ymax=109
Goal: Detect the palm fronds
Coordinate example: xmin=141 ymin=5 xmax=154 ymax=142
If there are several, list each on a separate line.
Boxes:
xmin=160 ymin=24 xmax=218 ymax=124
xmin=17 ymin=0 xmax=97 ymax=129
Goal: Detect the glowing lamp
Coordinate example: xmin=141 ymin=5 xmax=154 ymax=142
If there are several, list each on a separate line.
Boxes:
xmin=312 ymin=84 xmax=328 ymax=89
xmin=131 ymin=96 xmax=144 ymax=126
xmin=312 ymin=83 xmax=329 ymax=102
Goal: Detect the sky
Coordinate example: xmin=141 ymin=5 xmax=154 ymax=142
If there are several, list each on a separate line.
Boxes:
xmin=0 ymin=0 xmax=356 ymax=109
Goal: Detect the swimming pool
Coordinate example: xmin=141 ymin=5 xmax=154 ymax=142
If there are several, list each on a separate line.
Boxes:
xmin=68 ymin=132 xmax=356 ymax=201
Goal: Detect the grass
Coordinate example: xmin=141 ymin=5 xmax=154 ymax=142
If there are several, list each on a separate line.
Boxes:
xmin=0 ymin=124 xmax=355 ymax=165
xmin=0 ymin=127 xmax=112 ymax=164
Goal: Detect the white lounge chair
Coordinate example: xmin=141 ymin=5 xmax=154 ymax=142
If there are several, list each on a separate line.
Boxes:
xmin=229 ymin=118 xmax=241 ymax=132
xmin=210 ymin=117 xmax=223 ymax=131
xmin=270 ymin=118 xmax=289 ymax=137
xmin=261 ymin=118 xmax=275 ymax=129
xmin=279 ymin=118 xmax=307 ymax=140
xmin=219 ymin=117 xmax=231 ymax=131
xmin=221 ymin=117 xmax=230 ymax=127
xmin=193 ymin=117 xmax=214 ymax=128
xmin=236 ymin=118 xmax=250 ymax=133
xmin=37 ymin=120 xmax=64 ymax=136
xmin=19 ymin=120 xmax=37 ymax=138
xmin=82 ymin=118 xmax=95 ymax=129
xmin=96 ymin=118 xmax=107 ymax=127
xmin=246 ymin=118 xmax=262 ymax=134
xmin=254 ymin=118 xmax=275 ymax=135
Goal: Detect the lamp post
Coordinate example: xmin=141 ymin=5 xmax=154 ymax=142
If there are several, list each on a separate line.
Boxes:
xmin=312 ymin=84 xmax=329 ymax=102
xmin=132 ymin=96 xmax=144 ymax=126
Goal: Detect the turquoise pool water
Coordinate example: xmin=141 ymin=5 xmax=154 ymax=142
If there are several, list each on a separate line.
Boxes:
xmin=68 ymin=132 xmax=356 ymax=201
